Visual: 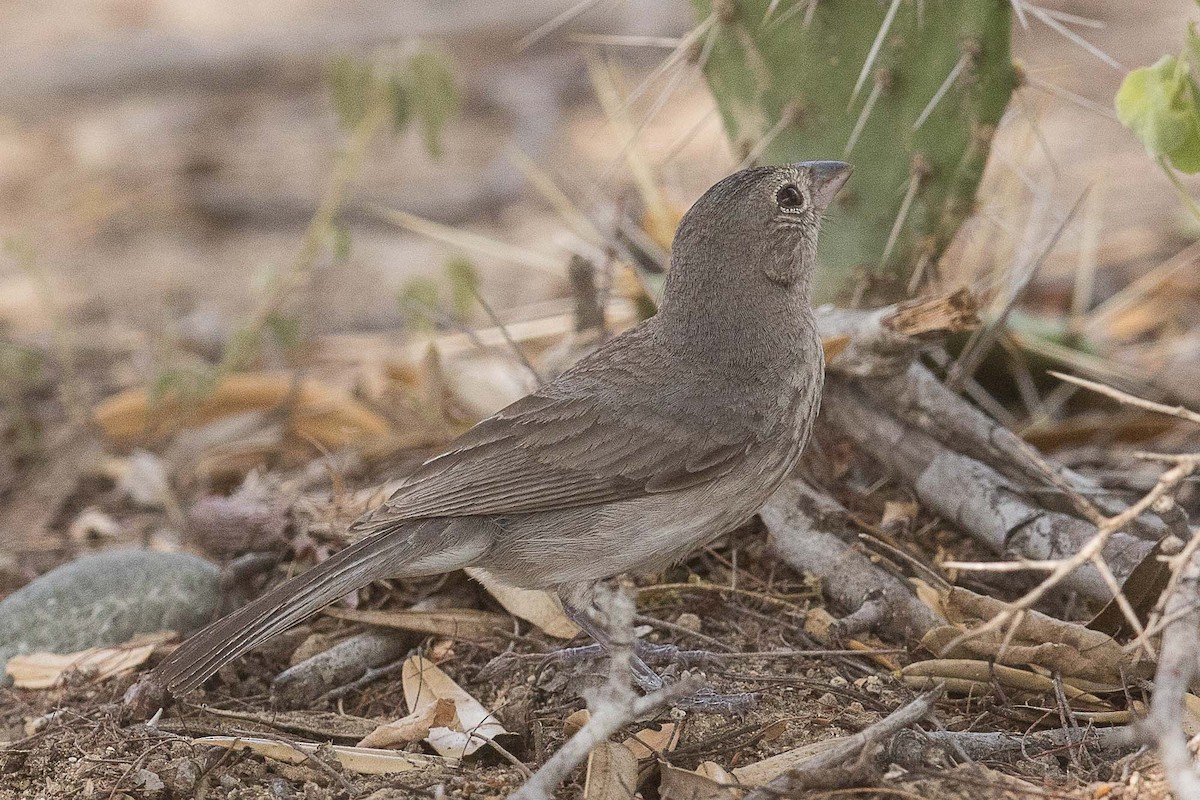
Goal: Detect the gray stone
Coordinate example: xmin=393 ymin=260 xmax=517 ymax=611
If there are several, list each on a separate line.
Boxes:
xmin=0 ymin=549 xmax=220 ymax=683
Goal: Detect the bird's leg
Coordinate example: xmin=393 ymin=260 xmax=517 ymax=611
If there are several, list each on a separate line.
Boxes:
xmin=553 ymin=602 xmax=661 ymax=690
xmin=550 ymin=592 xmax=757 ymax=714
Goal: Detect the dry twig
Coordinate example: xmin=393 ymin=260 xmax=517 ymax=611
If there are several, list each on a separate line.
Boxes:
xmin=1142 ymin=546 xmax=1200 ymax=798
xmin=510 ymin=585 xmax=698 ymax=800
xmin=941 ymin=453 xmax=1198 ymax=658
xmin=761 ymin=479 xmax=944 ymax=639
xmin=742 ymin=687 xmax=943 ymax=800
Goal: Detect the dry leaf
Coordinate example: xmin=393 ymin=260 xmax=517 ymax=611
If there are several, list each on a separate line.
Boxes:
xmin=731 ymin=738 xmax=842 ymax=785
xmin=115 ymin=449 xmax=172 ymax=508
xmin=583 ymin=741 xmax=638 ymax=800
xmin=912 ymin=578 xmax=948 ymax=618
xmin=324 ymin=607 xmax=509 ymax=640
xmin=94 ymin=372 xmax=391 ymax=451
xmin=194 ymin=736 xmax=454 ymax=774
xmin=402 ymin=655 xmax=508 ymax=757
xmin=466 ymin=568 xmax=580 ymax=639
xmin=358 ymin=697 xmax=458 ymax=749
xmin=1089 ymin=540 xmax=1171 ymax=637
xmin=696 ymin=762 xmax=736 ymax=783
xmin=659 ymin=762 xmax=739 ymax=800
xmin=66 ymin=508 xmax=122 ymax=544
xmin=6 ymin=631 xmax=174 ymax=689
xmin=923 ymin=587 xmax=1136 ymax=683
xmin=879 ymin=500 xmax=919 ymax=534
xmin=902 ymin=659 xmax=1109 ymax=708
xmin=821 ymin=335 xmax=851 ymax=361
xmin=564 ymin=709 xmax=591 ymax=736
xmin=803 ymin=607 xmax=899 ymax=670
xmin=622 ymin=724 xmax=679 ymax=760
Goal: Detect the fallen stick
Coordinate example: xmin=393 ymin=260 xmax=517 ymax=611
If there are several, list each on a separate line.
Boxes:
xmin=818 ymin=300 xmax=1165 ymax=539
xmin=272 ymin=629 xmax=413 ymax=707
xmin=761 ymin=479 xmax=944 ymax=639
xmin=1143 ymin=547 xmax=1200 ymax=798
xmin=888 ymin=724 xmax=1137 ymax=766
xmin=742 ymin=687 xmax=944 ymax=800
xmin=880 ymin=364 xmax=1166 ymax=539
xmin=821 ymin=379 xmax=1154 ymax=600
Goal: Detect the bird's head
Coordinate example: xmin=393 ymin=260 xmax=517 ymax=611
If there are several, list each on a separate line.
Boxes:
xmin=666 ymin=161 xmax=851 ymax=299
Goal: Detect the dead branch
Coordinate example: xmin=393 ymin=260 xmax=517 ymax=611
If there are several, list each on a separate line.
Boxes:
xmin=761 ymin=479 xmax=944 ymax=639
xmin=821 ymin=379 xmax=1154 ymax=600
xmin=938 ymin=453 xmax=1197 ymax=656
xmin=819 ymin=303 xmax=1164 ymax=538
xmin=888 ymin=725 xmax=1137 ymax=766
xmin=742 ymin=687 xmax=944 ymax=800
xmin=817 ymin=291 xmax=977 ymax=380
xmin=1143 ymin=545 xmax=1200 ymax=798
xmin=886 ymin=364 xmax=1161 ymax=533
xmin=272 ymin=629 xmax=414 ymax=707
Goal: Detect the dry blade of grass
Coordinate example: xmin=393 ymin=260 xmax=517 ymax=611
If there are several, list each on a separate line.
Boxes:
xmin=370 ymin=205 xmax=564 ymax=274
xmin=1050 ymin=371 xmax=1200 ymax=426
xmin=585 ymin=51 xmax=677 ymax=243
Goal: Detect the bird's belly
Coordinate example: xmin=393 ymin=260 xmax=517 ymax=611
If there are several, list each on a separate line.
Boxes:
xmin=481 ymin=452 xmax=794 ymax=590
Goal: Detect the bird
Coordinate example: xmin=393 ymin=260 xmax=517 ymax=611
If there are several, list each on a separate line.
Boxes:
xmin=132 ymin=160 xmax=851 ymax=710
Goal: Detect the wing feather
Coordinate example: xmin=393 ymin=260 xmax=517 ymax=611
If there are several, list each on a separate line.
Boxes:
xmin=352 ymin=354 xmax=760 ymax=530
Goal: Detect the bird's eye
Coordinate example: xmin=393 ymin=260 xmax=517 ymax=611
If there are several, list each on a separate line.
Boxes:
xmin=776 ymin=184 xmax=806 ymax=212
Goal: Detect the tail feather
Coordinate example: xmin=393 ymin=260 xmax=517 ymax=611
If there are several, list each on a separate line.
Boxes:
xmin=152 ymin=519 xmax=487 ymax=694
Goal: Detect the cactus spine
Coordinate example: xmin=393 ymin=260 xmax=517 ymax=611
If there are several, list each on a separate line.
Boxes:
xmin=691 ymin=0 xmax=1016 ymax=304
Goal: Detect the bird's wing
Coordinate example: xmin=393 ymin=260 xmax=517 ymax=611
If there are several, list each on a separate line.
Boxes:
xmin=353 ymin=379 xmax=758 ymax=530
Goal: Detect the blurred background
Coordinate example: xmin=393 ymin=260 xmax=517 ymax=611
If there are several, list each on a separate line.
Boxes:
xmin=0 ymin=0 xmax=1190 ymax=328
xmin=1 ymin=0 xmax=1199 ymax=557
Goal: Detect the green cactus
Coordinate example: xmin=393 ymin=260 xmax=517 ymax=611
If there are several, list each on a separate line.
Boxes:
xmin=690 ymin=0 xmax=1016 ymax=304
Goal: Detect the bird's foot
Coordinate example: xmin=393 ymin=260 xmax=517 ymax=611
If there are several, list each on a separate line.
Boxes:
xmin=545 ymin=642 xmax=754 ymax=715
xmin=632 ymin=669 xmax=758 ymax=714
xmin=673 ymin=687 xmax=759 ymax=714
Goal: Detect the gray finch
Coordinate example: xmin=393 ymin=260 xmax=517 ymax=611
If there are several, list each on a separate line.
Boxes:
xmin=138 ymin=160 xmax=852 ymax=700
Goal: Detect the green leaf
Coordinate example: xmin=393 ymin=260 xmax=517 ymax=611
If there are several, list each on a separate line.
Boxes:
xmin=223 ymin=326 xmax=263 ymax=371
xmin=398 ymin=277 xmax=441 ymax=331
xmin=330 ymin=223 xmax=353 ymax=262
xmin=405 ymin=51 xmax=459 ymax=158
xmin=444 ymin=257 xmax=479 ymax=321
xmin=1115 ymin=54 xmax=1200 ymax=173
xmin=0 ymin=342 xmax=42 ymax=386
xmin=328 ymin=56 xmax=374 ymax=131
xmin=387 ymin=73 xmax=413 ymax=132
xmin=149 ymin=364 xmax=218 ymax=405
xmin=265 ymin=313 xmax=303 ymax=352
xmin=1187 ymin=22 xmax=1200 ymax=75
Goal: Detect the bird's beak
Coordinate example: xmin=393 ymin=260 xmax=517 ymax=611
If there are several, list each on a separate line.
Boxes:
xmin=801 ymin=161 xmax=853 ymax=209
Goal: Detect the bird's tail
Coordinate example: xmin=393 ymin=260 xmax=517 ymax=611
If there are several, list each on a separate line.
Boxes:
xmin=148 ymin=518 xmax=490 ymax=695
